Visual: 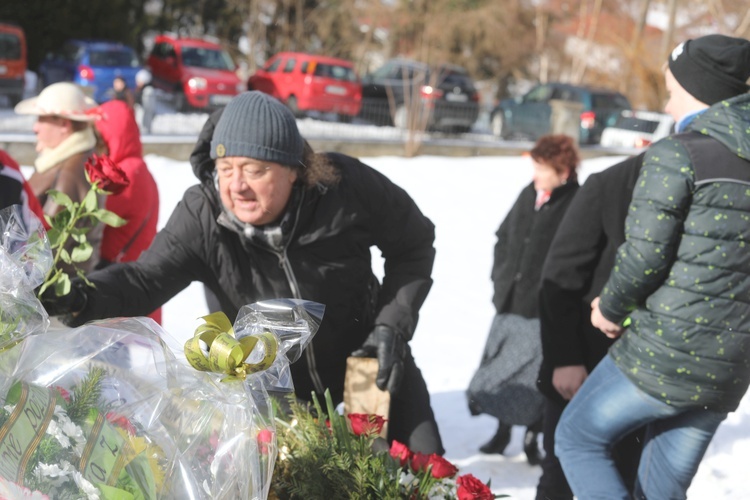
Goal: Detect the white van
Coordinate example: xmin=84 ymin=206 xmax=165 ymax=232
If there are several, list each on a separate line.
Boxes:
xmin=600 ymin=110 xmax=674 ymax=149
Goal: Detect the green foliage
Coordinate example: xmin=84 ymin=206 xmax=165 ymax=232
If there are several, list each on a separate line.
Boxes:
xmin=270 ymin=391 xmax=404 ymax=499
xmin=38 ymin=187 xmax=126 ymax=298
xmin=66 ymin=367 xmax=106 ymax=425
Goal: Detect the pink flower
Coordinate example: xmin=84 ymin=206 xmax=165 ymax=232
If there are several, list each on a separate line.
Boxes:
xmin=456 ymin=473 xmax=494 ymax=500
xmin=389 ymin=440 xmax=412 ymax=467
xmin=54 ymin=386 xmax=70 ymax=403
xmin=348 ymin=413 xmax=387 ymax=436
xmin=257 ymin=428 xmax=274 ymax=454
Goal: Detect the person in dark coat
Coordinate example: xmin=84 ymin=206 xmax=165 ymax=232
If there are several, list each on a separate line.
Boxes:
xmin=556 ymin=34 xmax=750 ymax=499
xmin=42 ymin=91 xmax=444 ymax=455
xmin=467 ymin=134 xmax=580 ymax=465
xmin=535 ymin=153 xmax=645 ymax=500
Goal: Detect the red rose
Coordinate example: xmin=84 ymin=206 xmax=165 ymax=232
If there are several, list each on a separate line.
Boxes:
xmin=257 ymin=428 xmax=274 ymax=454
xmin=106 ymin=412 xmax=137 ymax=436
xmin=410 ymin=452 xmax=430 ymax=472
xmin=426 ymin=454 xmax=458 ymax=479
xmin=389 ymin=440 xmax=413 ymax=467
xmin=456 ymin=474 xmax=494 ymax=500
xmin=85 ymin=154 xmax=130 ymax=195
xmin=54 ymin=386 xmax=71 ymax=403
xmin=348 ymin=413 xmax=387 ymax=436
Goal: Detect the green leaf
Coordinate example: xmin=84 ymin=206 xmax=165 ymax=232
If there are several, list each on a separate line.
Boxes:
xmin=38 ymin=271 xmax=60 ymax=297
xmin=77 ymin=269 xmax=96 ymax=288
xmin=45 ymin=227 xmax=62 ymax=247
xmin=47 ymin=190 xmax=75 ymax=211
xmin=71 ymin=241 xmax=93 ymax=262
xmin=82 ymin=187 xmax=98 ymax=212
xmin=71 ymin=232 xmax=86 ymax=243
xmin=59 ymin=247 xmax=72 ymax=264
xmin=54 ymin=273 xmax=71 ymax=296
xmin=50 ymin=210 xmax=72 ymax=230
xmin=94 ymin=209 xmax=127 ymax=227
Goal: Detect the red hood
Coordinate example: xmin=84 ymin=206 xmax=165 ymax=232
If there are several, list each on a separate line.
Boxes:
xmin=95 ymin=100 xmax=142 ymax=164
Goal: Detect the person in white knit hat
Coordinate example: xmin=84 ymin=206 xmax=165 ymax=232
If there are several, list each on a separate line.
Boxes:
xmin=15 ymin=81 xmax=104 ymax=272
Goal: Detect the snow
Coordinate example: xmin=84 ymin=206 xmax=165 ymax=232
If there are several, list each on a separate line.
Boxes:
xmin=143 ymin=150 xmax=750 ymax=499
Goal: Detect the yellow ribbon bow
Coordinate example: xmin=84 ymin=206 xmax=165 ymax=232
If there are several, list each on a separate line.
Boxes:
xmin=184 ymin=311 xmax=278 ymax=381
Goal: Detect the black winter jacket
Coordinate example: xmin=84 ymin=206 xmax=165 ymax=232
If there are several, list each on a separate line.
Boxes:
xmin=72 ymin=152 xmax=436 ymax=403
xmin=492 ymin=181 xmax=579 ymax=318
xmin=537 ymin=154 xmax=644 ymax=402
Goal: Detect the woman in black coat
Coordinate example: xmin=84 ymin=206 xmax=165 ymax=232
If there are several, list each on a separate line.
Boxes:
xmin=467 ymin=134 xmax=580 ymax=465
xmin=535 ymin=153 xmax=645 ymax=499
xmin=43 ymin=91 xmax=444 ymax=455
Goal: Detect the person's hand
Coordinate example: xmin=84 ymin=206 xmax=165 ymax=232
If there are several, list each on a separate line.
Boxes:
xmin=552 ymin=365 xmax=588 ymax=400
xmin=39 ymin=280 xmax=88 ymax=319
xmin=591 ymin=297 xmax=623 ymax=339
xmin=351 ymin=325 xmax=409 ymax=394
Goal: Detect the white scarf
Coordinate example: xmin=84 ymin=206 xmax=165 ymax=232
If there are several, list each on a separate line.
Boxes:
xmin=35 ymin=127 xmax=96 ymax=174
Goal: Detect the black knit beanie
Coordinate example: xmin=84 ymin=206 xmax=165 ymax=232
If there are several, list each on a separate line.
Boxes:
xmin=668 ymin=34 xmax=750 ymax=105
xmin=210 ymin=91 xmax=304 ymax=166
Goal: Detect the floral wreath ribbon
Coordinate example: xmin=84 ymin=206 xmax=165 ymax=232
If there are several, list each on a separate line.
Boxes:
xmin=184 ymin=312 xmax=278 ymax=381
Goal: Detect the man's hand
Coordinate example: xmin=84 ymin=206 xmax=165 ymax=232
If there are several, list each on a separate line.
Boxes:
xmin=591 ymin=297 xmax=623 ymax=339
xmin=552 ymin=365 xmax=588 ymax=400
xmin=39 ymin=280 xmax=88 ymax=319
xmin=351 ymin=325 xmax=409 ymax=395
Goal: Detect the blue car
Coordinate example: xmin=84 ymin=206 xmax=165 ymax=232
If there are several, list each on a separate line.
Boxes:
xmin=38 ymin=39 xmax=142 ymax=104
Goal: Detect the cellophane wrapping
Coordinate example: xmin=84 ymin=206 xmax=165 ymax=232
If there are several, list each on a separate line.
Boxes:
xmin=0 ymin=205 xmax=52 ymax=352
xmin=0 ymin=207 xmax=323 ymax=500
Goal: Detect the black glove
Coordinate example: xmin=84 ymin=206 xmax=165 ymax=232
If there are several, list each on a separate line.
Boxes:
xmin=39 ymin=279 xmax=88 ymax=320
xmin=351 ymin=325 xmax=409 ymax=394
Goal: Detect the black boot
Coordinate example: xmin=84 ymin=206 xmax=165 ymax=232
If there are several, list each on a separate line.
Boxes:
xmin=479 ymin=423 xmax=511 ymax=454
xmin=524 ymin=427 xmax=543 ymax=466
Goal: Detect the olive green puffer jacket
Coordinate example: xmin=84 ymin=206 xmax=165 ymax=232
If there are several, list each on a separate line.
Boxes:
xmin=600 ymin=93 xmax=750 ymax=412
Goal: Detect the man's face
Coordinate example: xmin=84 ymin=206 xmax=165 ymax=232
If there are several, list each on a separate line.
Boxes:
xmin=664 ymin=68 xmax=706 ymax=122
xmin=32 ymin=115 xmax=70 ymax=153
xmin=215 ymin=156 xmax=298 ymax=226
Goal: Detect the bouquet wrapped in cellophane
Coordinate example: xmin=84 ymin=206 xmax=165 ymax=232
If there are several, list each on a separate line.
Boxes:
xmin=0 ymin=205 xmax=52 ymax=353
xmin=0 ymin=203 xmax=324 ymax=500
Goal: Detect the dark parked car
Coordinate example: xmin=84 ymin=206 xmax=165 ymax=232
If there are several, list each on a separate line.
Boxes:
xmin=358 ymin=58 xmax=480 ymax=133
xmin=38 ymin=39 xmax=142 ymax=104
xmin=490 ymin=82 xmax=631 ymax=144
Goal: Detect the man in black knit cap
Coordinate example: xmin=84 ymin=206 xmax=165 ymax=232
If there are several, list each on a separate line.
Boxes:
xmin=554 ymin=33 xmax=750 ymax=500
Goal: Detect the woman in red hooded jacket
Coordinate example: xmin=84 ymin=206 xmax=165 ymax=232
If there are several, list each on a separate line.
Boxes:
xmin=94 ymin=100 xmax=161 ymax=323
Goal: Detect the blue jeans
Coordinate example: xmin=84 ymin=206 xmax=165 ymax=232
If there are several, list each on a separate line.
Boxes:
xmin=555 ymin=356 xmax=727 ymax=500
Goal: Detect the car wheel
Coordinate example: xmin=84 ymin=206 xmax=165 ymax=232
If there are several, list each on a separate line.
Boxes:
xmin=491 ymin=113 xmax=506 ymax=138
xmin=393 ymin=105 xmax=409 ymax=129
xmin=173 ymin=91 xmax=187 ymax=112
xmin=287 ymin=96 xmax=304 ymax=118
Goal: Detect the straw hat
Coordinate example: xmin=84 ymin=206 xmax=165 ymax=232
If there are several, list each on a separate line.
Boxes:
xmin=15 ymin=82 xmax=100 ymax=122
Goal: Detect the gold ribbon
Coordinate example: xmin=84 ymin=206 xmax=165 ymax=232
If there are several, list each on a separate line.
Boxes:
xmin=184 ymin=311 xmax=278 ymax=381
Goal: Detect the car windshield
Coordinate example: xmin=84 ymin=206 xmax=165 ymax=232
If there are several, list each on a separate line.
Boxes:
xmin=89 ymin=49 xmax=139 ymax=68
xmin=312 ymin=63 xmax=357 ymax=82
xmin=181 ymin=47 xmax=235 ymax=71
xmin=0 ymin=33 xmax=21 ymax=59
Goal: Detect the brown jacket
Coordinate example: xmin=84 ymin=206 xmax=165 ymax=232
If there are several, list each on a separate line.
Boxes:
xmin=28 ymin=150 xmax=104 ymax=273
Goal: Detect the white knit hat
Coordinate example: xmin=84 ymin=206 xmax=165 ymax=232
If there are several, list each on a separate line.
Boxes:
xmin=15 ymin=82 xmax=100 ymax=122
